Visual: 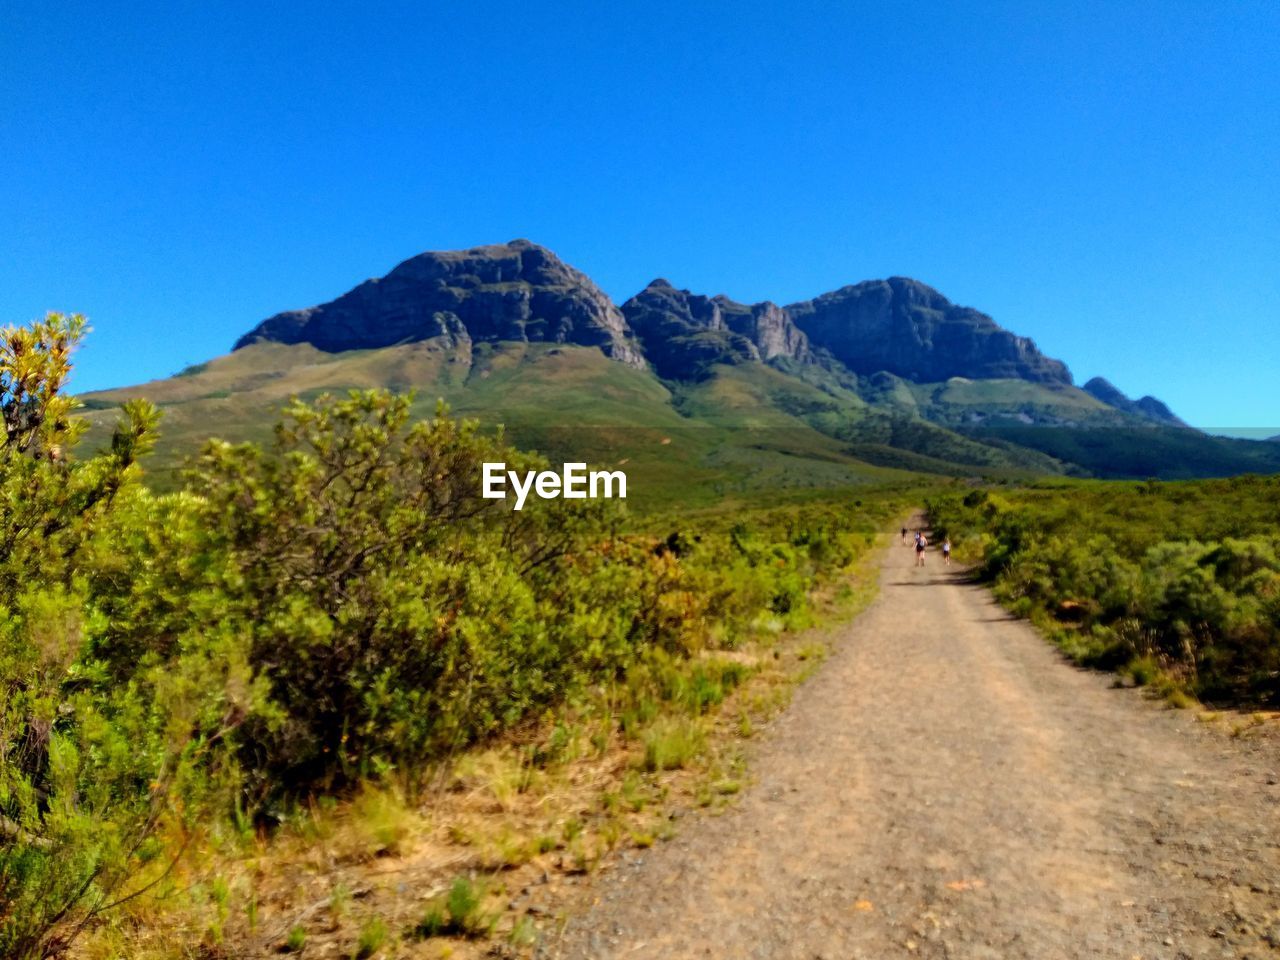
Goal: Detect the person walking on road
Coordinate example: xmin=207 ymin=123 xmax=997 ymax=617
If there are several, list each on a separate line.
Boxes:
xmin=942 ymin=538 xmax=952 ymax=565
xmin=901 ymin=525 xmax=909 ymax=545
xmin=915 ymin=532 xmax=928 ymax=567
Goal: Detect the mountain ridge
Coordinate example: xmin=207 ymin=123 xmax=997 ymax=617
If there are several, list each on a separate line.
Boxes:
xmin=232 ymin=239 xmax=1088 ymax=399
xmin=77 ymin=239 xmax=1280 ymax=494
xmin=234 ymin=239 xmax=645 ymax=368
xmin=1082 ymin=376 xmax=1186 ymax=426
xmin=786 ymin=277 xmax=1073 ymax=385
xmin=619 ymin=279 xmax=813 ymax=379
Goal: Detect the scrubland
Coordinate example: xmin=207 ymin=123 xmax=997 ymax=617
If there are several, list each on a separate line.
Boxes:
xmin=928 ymin=477 xmax=1280 ymax=707
xmin=1 ymin=314 xmax=903 ymax=958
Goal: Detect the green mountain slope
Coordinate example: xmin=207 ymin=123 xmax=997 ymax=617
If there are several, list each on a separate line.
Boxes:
xmin=80 ymin=339 xmax=1065 ymax=509
xmin=75 ymin=240 xmax=1278 ymax=490
xmin=79 ymin=342 xmax=875 ymax=508
xmin=969 ymin=424 xmax=1280 ymax=480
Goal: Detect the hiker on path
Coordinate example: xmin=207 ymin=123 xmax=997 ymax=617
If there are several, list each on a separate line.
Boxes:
xmin=915 ymin=532 xmax=927 ymax=567
xmin=901 ymin=525 xmax=909 ymax=545
xmin=942 ymin=538 xmax=952 ymax=565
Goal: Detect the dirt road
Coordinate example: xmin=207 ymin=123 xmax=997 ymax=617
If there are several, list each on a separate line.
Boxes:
xmin=556 ymin=532 xmax=1280 ymax=959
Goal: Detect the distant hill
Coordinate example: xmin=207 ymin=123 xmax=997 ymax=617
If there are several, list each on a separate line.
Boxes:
xmin=81 ymin=341 xmax=932 ymax=507
xmin=1082 ymin=376 xmax=1186 ymax=426
xmin=969 ymin=423 xmax=1280 ymax=480
xmin=79 ymin=240 xmax=1280 ymax=498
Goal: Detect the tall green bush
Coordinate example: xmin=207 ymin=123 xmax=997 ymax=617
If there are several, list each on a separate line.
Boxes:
xmin=1 ymin=315 xmax=250 ymax=959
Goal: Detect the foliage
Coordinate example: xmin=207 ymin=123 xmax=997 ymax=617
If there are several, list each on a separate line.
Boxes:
xmin=1 ymin=314 xmax=248 ymax=959
xmin=1 ymin=316 xmax=904 ymax=952
xmin=173 ymin=391 xmax=886 ymax=806
xmin=354 ymin=915 xmax=388 ymax=957
xmin=184 ymin=391 xmax=609 ymax=803
xmin=928 ymin=477 xmax=1280 ymax=702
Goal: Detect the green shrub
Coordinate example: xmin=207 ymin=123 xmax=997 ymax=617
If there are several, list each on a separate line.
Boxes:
xmin=0 ymin=315 xmax=248 ymax=959
xmin=354 ymin=916 xmax=388 ymax=957
xmin=1127 ymin=656 xmax=1160 ymax=687
xmin=928 ymin=478 xmax=1280 ymax=703
xmin=641 ymin=716 xmax=705 ymax=771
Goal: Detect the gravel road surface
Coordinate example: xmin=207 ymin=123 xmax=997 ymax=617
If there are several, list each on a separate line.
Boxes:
xmin=555 ymin=532 xmax=1280 ymax=959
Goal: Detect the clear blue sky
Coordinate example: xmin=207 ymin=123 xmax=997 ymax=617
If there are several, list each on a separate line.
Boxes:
xmin=3 ymin=1 xmax=1277 ymax=429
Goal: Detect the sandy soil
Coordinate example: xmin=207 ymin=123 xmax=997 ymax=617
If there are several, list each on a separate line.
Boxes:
xmin=553 ymin=531 xmax=1280 ymax=959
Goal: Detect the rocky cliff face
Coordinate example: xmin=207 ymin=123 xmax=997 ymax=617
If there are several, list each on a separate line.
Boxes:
xmin=1083 ymin=377 xmax=1185 ymax=426
xmin=785 ymin=277 xmax=1072 ymax=384
xmin=233 ymin=242 xmax=1080 ymax=388
xmin=619 ymin=280 xmax=810 ymax=379
xmin=234 ymin=239 xmax=644 ymax=368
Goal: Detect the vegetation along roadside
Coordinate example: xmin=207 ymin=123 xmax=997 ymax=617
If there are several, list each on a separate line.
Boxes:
xmin=927 ymin=478 xmax=1280 ymax=709
xmin=1 ymin=314 xmax=909 ymax=958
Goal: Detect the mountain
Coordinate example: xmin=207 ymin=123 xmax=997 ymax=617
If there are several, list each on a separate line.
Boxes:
xmin=234 ymin=239 xmax=645 ymax=368
xmin=232 ymin=243 xmax=1071 ymax=390
xmin=786 ymin=278 xmax=1072 ymax=384
xmin=620 ymin=279 xmax=811 ymax=379
xmin=1082 ymin=377 xmax=1186 ymax=426
xmin=78 ymin=240 xmax=1280 ymax=496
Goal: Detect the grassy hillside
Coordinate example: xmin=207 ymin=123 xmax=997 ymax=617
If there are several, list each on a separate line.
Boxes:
xmin=969 ymin=424 xmax=1280 ymax=479
xmin=82 ymin=338 xmax=1276 ymax=496
xmin=905 ymin=376 xmax=1117 ymax=425
xmin=79 ymin=340 xmax=1055 ymax=508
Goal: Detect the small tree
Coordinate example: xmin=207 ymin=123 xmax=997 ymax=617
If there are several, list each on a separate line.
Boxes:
xmin=0 ymin=314 xmax=246 ymax=959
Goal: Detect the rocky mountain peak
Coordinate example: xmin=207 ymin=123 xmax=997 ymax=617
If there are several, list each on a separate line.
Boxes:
xmin=1082 ymin=376 xmax=1128 ymax=406
xmin=233 ymin=240 xmax=644 ymax=367
xmin=620 ymin=281 xmax=811 ymax=379
xmin=231 ymin=242 xmax=1087 ymax=390
xmin=786 ymin=279 xmax=1072 ymax=384
xmin=1134 ymin=396 xmax=1183 ymax=424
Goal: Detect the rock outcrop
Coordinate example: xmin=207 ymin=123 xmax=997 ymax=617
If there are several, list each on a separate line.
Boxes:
xmin=234 ymin=239 xmax=644 ymax=368
xmin=785 ymin=278 xmax=1072 ymax=384
xmin=620 ymin=280 xmax=810 ymax=379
